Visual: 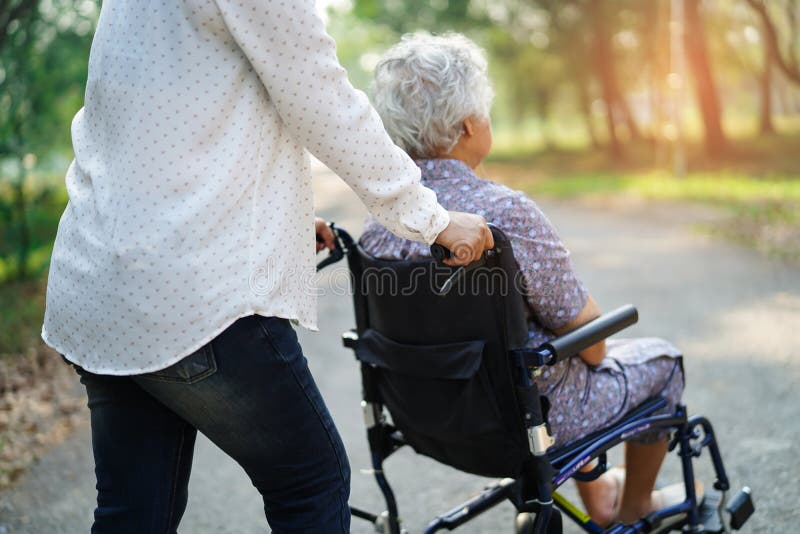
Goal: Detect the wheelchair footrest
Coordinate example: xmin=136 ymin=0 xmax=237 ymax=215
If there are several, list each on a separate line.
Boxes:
xmin=697 ymin=488 xmax=725 ymax=533
xmin=726 ymin=487 xmax=754 ymax=530
xmin=697 ymin=486 xmax=754 ymax=532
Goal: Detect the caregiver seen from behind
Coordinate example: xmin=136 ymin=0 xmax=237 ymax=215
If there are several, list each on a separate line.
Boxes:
xmin=41 ymin=2 xmax=493 ymax=533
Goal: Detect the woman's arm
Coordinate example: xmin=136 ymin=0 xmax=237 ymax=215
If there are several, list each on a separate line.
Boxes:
xmin=212 ymin=0 xmax=449 ymax=244
xmin=552 ymin=295 xmax=606 ymax=366
xmin=493 ymin=192 xmax=604 ymax=363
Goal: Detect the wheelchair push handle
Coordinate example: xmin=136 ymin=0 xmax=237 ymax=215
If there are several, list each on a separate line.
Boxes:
xmin=316 ymin=223 xmax=354 ymax=271
xmin=429 ymin=243 xmax=451 ymax=263
xmin=543 ymin=304 xmax=638 ymax=362
xmin=430 ymin=243 xmax=490 ymax=265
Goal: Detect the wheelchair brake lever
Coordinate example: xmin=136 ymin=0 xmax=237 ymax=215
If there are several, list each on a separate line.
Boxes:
xmin=430 ymin=244 xmax=488 ymax=296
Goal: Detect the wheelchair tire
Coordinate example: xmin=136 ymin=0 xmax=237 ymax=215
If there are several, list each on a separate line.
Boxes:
xmin=514 ymin=510 xmax=562 ymax=534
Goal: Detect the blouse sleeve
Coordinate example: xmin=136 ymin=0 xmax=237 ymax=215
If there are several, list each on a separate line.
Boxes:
xmin=494 ymin=194 xmax=589 ymax=331
xmin=212 ymin=0 xmax=450 ymax=244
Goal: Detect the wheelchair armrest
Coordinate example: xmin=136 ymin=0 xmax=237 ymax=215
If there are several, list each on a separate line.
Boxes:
xmin=522 ymin=305 xmax=638 ymax=366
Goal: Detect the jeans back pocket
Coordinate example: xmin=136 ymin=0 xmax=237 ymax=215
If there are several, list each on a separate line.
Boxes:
xmin=141 ymin=344 xmax=217 ymax=384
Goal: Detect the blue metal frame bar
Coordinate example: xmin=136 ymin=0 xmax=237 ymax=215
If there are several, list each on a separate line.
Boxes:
xmin=422 ymin=479 xmax=516 ymax=534
xmin=550 ymin=409 xmax=690 ymax=533
xmin=415 ymin=407 xmax=688 ymax=533
xmin=350 ymin=415 xmax=726 ymax=532
xmin=553 ymin=411 xmax=686 ymax=487
xmin=349 ymin=394 xmax=727 ymax=533
xmin=352 ymin=397 xmax=728 ymax=533
xmin=419 ymin=403 xmax=730 ymax=534
xmin=549 ymin=406 xmax=734 ymax=534
xmin=548 ymin=397 xmax=668 ymax=466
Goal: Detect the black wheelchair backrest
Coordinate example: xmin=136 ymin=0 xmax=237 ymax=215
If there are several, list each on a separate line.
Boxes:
xmin=348 ymin=226 xmax=530 ymax=349
xmin=347 ymin=227 xmax=535 ymax=477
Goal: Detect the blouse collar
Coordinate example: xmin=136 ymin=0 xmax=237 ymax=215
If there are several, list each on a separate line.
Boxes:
xmin=415 ymin=158 xmax=475 ymax=180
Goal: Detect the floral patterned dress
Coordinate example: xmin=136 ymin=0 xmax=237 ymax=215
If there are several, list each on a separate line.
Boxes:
xmin=359 ymin=158 xmax=684 ymax=446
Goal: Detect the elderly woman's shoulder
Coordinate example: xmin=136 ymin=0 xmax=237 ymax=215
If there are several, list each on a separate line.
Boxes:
xmin=480 ymin=176 xmax=542 ymax=212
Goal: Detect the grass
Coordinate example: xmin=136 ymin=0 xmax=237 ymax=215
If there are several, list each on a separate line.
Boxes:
xmin=485 ymin=133 xmax=800 ymax=263
xmin=507 ymin=171 xmax=800 ymax=207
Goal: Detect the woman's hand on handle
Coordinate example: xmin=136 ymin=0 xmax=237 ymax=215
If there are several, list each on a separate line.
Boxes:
xmin=315 ymin=217 xmax=335 ymax=253
xmin=434 ymin=211 xmax=495 ymax=266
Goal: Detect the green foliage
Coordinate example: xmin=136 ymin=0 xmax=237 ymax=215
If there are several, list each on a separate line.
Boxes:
xmin=0 ymin=1 xmax=96 ymax=356
xmin=351 ymin=0 xmax=477 ymax=34
xmin=0 ymin=0 xmax=97 ymax=282
xmin=1 ymin=1 xmax=97 ymax=155
xmin=0 ymin=174 xmax=68 ymax=282
xmin=0 ymin=277 xmax=47 ymax=356
xmin=325 ymin=9 xmax=400 ymax=90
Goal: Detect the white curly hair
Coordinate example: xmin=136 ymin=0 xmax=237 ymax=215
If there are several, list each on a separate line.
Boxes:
xmin=371 ymin=33 xmax=494 ymax=159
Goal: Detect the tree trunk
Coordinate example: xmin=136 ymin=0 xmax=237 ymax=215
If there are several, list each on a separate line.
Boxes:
xmin=684 ymin=0 xmax=726 ymax=158
xmin=759 ymin=19 xmax=776 ymax=134
xmin=587 ymin=0 xmax=623 ymax=159
xmin=576 ymin=77 xmax=601 ymax=149
xmin=12 ymin=162 xmax=31 ymax=280
xmin=617 ymin=93 xmax=642 ymax=141
xmin=535 ymin=87 xmax=555 ymax=149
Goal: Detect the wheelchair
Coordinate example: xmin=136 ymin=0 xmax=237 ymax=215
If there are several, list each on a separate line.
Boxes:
xmin=317 ymin=224 xmax=753 ymax=534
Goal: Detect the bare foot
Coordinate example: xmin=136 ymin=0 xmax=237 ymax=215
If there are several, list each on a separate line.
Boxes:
xmin=651 ymin=480 xmax=705 ymax=510
xmin=618 ymin=480 xmax=704 ymax=523
xmin=576 ymin=466 xmax=625 ymax=527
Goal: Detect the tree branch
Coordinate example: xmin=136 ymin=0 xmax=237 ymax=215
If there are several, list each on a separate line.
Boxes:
xmin=787 ymin=0 xmax=799 ymax=73
xmin=745 ymin=0 xmax=800 ymax=84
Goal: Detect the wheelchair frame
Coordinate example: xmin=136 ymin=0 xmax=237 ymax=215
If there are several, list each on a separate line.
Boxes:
xmin=319 ymin=225 xmax=752 ymax=534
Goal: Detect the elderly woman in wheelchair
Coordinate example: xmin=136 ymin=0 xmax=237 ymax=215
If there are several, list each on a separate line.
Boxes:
xmin=324 ymin=32 xmax=752 ymax=534
xmin=359 ymin=32 xmax=690 ymax=527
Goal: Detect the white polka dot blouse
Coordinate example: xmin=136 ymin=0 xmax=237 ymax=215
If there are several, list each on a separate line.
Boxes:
xmin=41 ymin=0 xmax=450 ymax=375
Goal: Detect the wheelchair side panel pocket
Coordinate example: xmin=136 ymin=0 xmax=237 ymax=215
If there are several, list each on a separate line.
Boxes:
xmin=355 ymin=329 xmax=529 ymax=478
xmin=355 ymin=329 xmax=485 ymax=379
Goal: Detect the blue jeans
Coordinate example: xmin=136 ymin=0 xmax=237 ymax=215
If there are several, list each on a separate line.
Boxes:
xmin=70 ymin=315 xmax=351 ymax=533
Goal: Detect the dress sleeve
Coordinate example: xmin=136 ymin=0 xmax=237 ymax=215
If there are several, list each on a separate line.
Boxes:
xmin=495 ymin=194 xmax=589 ymax=331
xmin=212 ymin=0 xmax=449 ymax=244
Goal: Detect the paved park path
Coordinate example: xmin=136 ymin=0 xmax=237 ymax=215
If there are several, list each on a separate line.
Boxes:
xmin=2 ymin=163 xmax=798 ymax=533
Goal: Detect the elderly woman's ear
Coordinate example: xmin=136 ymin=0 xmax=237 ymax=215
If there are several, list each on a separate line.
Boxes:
xmin=462 ymin=117 xmax=477 ymax=136
xmin=440 ymin=115 xmax=492 ymax=169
